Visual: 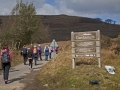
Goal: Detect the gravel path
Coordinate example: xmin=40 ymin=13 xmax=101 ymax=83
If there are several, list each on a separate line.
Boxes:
xmin=0 ymin=56 xmax=49 ymax=90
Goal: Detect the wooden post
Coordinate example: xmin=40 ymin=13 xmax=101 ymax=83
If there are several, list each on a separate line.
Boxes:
xmin=72 ymin=58 xmax=75 ymax=69
xmin=97 ymin=30 xmax=101 ymax=67
xmin=98 ymin=57 xmax=101 ymax=67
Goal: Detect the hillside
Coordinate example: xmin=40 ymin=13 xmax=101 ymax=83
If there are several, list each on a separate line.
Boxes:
xmin=41 ymin=15 xmax=120 ymax=42
xmin=0 ymin=15 xmax=120 ymax=42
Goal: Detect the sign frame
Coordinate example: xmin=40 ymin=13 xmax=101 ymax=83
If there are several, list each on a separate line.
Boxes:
xmin=71 ymin=30 xmax=101 ymax=69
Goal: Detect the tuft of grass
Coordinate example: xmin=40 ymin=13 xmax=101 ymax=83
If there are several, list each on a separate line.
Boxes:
xmin=11 ymin=50 xmax=23 ymax=67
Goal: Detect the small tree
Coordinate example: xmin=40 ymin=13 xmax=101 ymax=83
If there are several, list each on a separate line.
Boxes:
xmin=11 ymin=0 xmax=48 ymax=46
xmin=0 ymin=16 xmax=14 ymax=46
xmin=105 ymin=19 xmax=114 ymax=24
xmin=95 ymin=18 xmax=102 ymax=21
xmin=113 ymin=21 xmax=116 ymax=24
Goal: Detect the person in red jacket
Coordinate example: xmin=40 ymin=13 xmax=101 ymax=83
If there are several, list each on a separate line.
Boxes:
xmin=32 ymin=45 xmax=39 ymax=65
xmin=0 ymin=45 xmax=12 ymax=84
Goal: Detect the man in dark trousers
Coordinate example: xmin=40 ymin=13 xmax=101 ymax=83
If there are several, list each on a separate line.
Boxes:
xmin=37 ymin=44 xmax=42 ymax=60
xmin=21 ymin=45 xmax=28 ymax=65
xmin=32 ymin=45 xmax=39 ymax=65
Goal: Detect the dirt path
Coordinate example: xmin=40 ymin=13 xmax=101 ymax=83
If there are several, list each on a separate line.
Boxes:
xmin=0 ymin=57 xmax=49 ymax=90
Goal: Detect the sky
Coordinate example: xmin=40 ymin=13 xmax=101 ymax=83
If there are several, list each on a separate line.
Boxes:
xmin=0 ymin=0 xmax=120 ymax=24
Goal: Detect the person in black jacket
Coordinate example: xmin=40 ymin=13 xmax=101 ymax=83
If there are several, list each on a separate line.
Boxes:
xmin=27 ymin=48 xmax=33 ymax=70
xmin=21 ymin=45 xmax=28 ymax=65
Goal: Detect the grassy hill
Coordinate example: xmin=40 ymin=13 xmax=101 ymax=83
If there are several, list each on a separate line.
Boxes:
xmin=0 ymin=15 xmax=120 ymax=43
xmin=40 ymin=15 xmax=120 ymax=42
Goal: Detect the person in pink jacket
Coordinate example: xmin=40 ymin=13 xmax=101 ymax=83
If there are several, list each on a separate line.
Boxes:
xmin=0 ymin=45 xmax=12 ymax=84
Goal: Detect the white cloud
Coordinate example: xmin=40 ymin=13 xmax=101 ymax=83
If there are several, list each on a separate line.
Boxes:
xmin=36 ymin=3 xmax=59 ymax=15
xmin=0 ymin=0 xmax=120 ymax=23
xmin=1 ymin=0 xmax=120 ymax=15
xmin=0 ymin=0 xmax=45 ymax=15
xmin=0 ymin=0 xmax=16 ymax=15
xmin=54 ymin=0 xmax=120 ymax=23
xmin=56 ymin=0 xmax=120 ymax=14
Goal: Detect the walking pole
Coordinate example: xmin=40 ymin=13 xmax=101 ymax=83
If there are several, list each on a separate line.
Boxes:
xmin=53 ymin=39 xmax=55 ymax=61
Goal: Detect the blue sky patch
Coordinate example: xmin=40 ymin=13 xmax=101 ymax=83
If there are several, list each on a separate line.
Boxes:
xmin=45 ymin=0 xmax=56 ymax=6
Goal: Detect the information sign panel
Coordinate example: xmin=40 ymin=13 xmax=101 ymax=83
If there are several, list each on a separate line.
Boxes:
xmin=71 ymin=30 xmax=101 ymax=68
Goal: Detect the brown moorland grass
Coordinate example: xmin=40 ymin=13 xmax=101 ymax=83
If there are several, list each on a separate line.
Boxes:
xmin=32 ymin=41 xmax=120 ymax=90
xmin=11 ymin=50 xmax=23 ymax=66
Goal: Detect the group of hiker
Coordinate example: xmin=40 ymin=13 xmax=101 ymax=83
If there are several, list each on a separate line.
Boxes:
xmin=0 ymin=44 xmax=58 ymax=84
xmin=21 ymin=44 xmax=58 ymax=70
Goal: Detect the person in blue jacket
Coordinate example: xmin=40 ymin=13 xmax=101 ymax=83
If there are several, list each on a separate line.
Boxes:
xmin=44 ymin=44 xmax=49 ymax=61
xmin=37 ymin=44 xmax=42 ymax=60
xmin=21 ymin=45 xmax=28 ymax=65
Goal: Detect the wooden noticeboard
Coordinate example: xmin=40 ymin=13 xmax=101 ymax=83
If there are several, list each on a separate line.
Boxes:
xmin=71 ymin=30 xmax=101 ymax=69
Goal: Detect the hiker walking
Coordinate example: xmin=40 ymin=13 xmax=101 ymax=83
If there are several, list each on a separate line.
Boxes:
xmin=27 ymin=48 xmax=33 ymax=70
xmin=32 ymin=45 xmax=39 ymax=65
xmin=44 ymin=44 xmax=49 ymax=61
xmin=37 ymin=44 xmax=42 ymax=60
xmin=0 ymin=45 xmax=12 ymax=84
xmin=49 ymin=46 xmax=53 ymax=59
xmin=21 ymin=45 xmax=28 ymax=65
xmin=55 ymin=47 xmax=59 ymax=54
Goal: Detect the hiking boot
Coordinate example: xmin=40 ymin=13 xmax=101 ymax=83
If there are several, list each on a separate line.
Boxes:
xmin=5 ymin=81 xmax=7 ymax=84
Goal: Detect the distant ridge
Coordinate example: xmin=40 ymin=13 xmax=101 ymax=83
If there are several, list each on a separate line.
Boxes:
xmin=0 ymin=15 xmax=120 ymax=42
xmin=40 ymin=15 xmax=120 ymax=42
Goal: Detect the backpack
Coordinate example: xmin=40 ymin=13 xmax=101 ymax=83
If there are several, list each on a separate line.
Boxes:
xmin=34 ymin=53 xmax=38 ymax=58
xmin=45 ymin=46 xmax=49 ymax=52
xmin=1 ymin=52 xmax=10 ymax=63
xmin=56 ymin=47 xmax=58 ymax=51
xmin=22 ymin=48 xmax=27 ymax=54
xmin=50 ymin=47 xmax=53 ymax=52
xmin=28 ymin=51 xmax=33 ymax=59
xmin=38 ymin=46 xmax=42 ymax=53
xmin=33 ymin=48 xmax=37 ymax=54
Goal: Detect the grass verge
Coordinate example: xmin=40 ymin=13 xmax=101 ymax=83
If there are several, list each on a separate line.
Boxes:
xmin=33 ymin=44 xmax=120 ymax=90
